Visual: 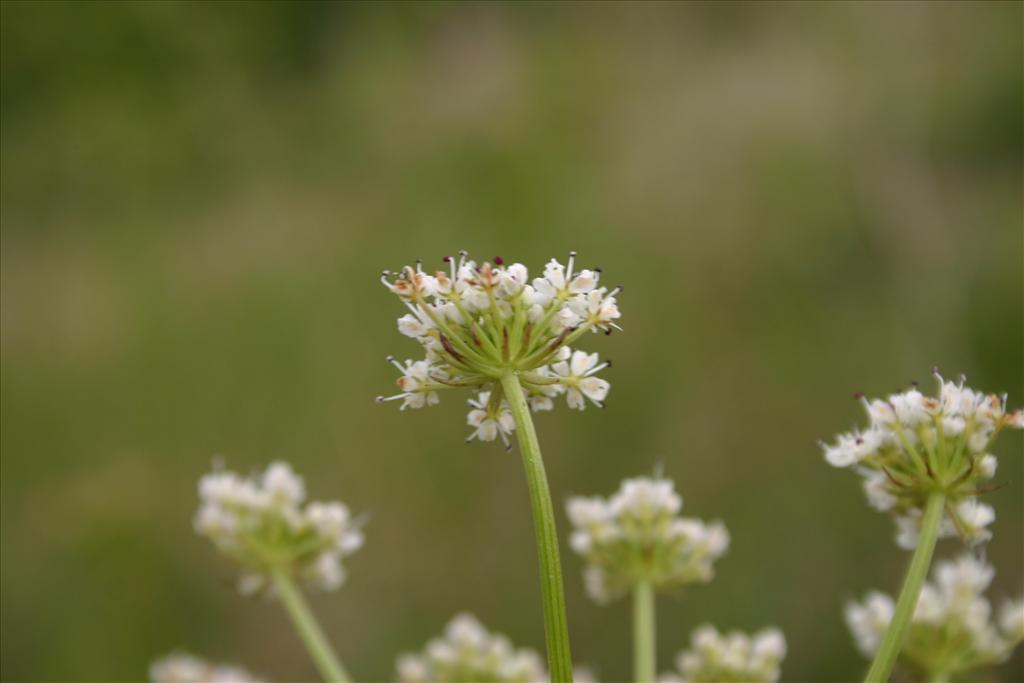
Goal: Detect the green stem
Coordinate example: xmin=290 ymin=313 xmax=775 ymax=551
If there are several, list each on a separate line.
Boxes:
xmin=501 ymin=371 xmax=574 ymax=683
xmin=271 ymin=567 xmax=352 ymax=683
xmin=633 ymin=581 xmax=656 ymax=683
xmin=863 ymin=492 xmax=945 ymax=683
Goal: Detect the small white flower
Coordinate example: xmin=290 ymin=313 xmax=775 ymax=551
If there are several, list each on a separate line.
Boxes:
xmin=999 ymin=598 xmax=1024 ymax=641
xmin=845 ymin=592 xmax=894 ymax=657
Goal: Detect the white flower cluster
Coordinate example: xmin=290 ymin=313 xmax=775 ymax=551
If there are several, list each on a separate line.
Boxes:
xmin=194 ymin=461 xmax=364 ymax=594
xmin=658 ymin=625 xmax=787 ymax=683
xmin=821 ymin=372 xmax=1022 ymax=549
xmin=846 ymin=554 xmax=1024 ymax=678
xmin=150 ymin=653 xmax=264 ymax=683
xmin=395 ymin=613 xmax=547 ymax=683
xmin=566 ymin=477 xmax=729 ymax=603
xmin=378 ymin=252 xmax=620 ymax=446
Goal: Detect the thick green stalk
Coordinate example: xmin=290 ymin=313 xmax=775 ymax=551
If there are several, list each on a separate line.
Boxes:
xmin=501 ymin=371 xmax=574 ymax=683
xmin=633 ymin=581 xmax=656 ymax=683
xmin=271 ymin=567 xmax=352 ymax=683
xmin=863 ymin=492 xmax=945 ymax=683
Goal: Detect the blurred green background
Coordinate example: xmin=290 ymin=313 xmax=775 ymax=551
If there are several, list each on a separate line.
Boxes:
xmin=1 ymin=2 xmax=1022 ymax=682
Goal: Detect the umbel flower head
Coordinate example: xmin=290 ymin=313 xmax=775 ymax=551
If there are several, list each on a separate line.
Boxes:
xmin=658 ymin=625 xmax=787 ymax=683
xmin=150 ymin=652 xmax=264 ymax=683
xmin=377 ymin=252 xmax=620 ymax=447
xmin=846 ymin=554 xmax=1024 ymax=680
xmin=194 ymin=461 xmax=364 ymax=594
xmin=821 ymin=372 xmax=1022 ymax=549
xmin=566 ymin=476 xmax=729 ymax=603
xmin=395 ymin=613 xmax=547 ymax=683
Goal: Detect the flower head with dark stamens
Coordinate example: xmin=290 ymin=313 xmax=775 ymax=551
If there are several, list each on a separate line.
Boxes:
xmin=846 ymin=554 xmax=1024 ymax=679
xmin=821 ymin=372 xmax=1022 ymax=548
xmin=377 ymin=252 xmax=621 ymax=443
xmin=566 ymin=476 xmax=729 ymax=603
xmin=194 ymin=461 xmax=364 ymax=595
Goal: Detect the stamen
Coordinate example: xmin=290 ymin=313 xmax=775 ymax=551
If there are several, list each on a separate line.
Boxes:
xmin=380 ymin=271 xmax=393 ymax=288
xmin=583 ymin=361 xmax=610 ymax=376
xmin=566 ymin=251 xmax=577 ymax=278
xmin=608 ymin=286 xmax=623 ymax=297
xmin=386 ymin=356 xmax=405 ymax=372
xmin=376 ymin=394 xmax=406 ymax=403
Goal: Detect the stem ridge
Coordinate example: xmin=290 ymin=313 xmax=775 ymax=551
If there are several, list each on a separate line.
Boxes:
xmin=501 ymin=371 xmax=575 ymax=683
xmin=863 ymin=492 xmax=945 ymax=683
xmin=272 ymin=567 xmax=353 ymax=683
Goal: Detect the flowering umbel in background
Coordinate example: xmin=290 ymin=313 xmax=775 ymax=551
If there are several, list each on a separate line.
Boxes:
xmin=657 ymin=626 xmax=787 ymax=683
xmin=194 ymin=461 xmax=361 ymax=682
xmin=150 ymin=653 xmax=264 ymax=683
xmin=377 ymin=251 xmax=619 ymax=445
xmin=395 ymin=614 xmax=547 ymax=683
xmin=846 ymin=554 xmax=1023 ymax=681
xmin=567 ymin=475 xmax=730 ymax=683
xmin=195 ymin=461 xmax=364 ymax=594
xmin=821 ymin=372 xmax=1022 ymax=549
xmin=566 ymin=476 xmax=729 ymax=603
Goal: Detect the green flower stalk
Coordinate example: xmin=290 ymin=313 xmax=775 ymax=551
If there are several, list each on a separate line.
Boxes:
xmin=378 ymin=252 xmax=623 ymax=682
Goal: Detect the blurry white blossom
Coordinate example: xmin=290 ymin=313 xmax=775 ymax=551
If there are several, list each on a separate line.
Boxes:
xmin=846 ymin=554 xmax=1023 ymax=679
xmin=658 ymin=625 xmax=786 ymax=683
xmin=150 ymin=653 xmax=264 ymax=683
xmin=821 ymin=372 xmax=1021 ymax=548
xmin=194 ymin=460 xmax=364 ymax=594
xmin=378 ymin=253 xmax=620 ymax=445
xmin=395 ymin=613 xmax=546 ymax=683
xmin=566 ymin=476 xmax=729 ymax=603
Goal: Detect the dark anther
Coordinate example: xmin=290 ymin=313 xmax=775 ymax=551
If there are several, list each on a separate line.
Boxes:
xmin=853 ymin=391 xmax=865 ymax=399
xmin=442 ymin=256 xmax=451 ymax=263
xmin=493 ymin=256 xmax=504 ymax=265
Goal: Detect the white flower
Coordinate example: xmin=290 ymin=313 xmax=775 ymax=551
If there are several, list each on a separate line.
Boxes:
xmin=846 ymin=554 xmax=1021 ymax=677
xmin=379 ymin=252 xmax=620 ymax=444
xmin=551 ymin=349 xmax=611 ymax=410
xmin=567 ymin=475 xmax=727 ymax=602
xmin=195 ymin=461 xmax=364 ymax=594
xmin=662 ymin=625 xmax=786 ymax=683
xmin=150 ymin=653 xmax=264 ymax=683
xmin=821 ymin=372 xmax=1021 ymax=548
xmin=999 ymin=598 xmax=1024 ymax=641
xmin=396 ymin=614 xmax=547 ymax=683
xmin=465 ymin=391 xmax=515 ymax=447
xmin=845 ymin=591 xmax=895 ymax=657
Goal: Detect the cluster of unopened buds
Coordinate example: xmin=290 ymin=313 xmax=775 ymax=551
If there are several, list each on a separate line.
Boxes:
xmin=149 ymin=653 xmax=263 ymax=683
xmin=821 ymin=371 xmax=1022 ymax=548
xmin=846 ymin=554 xmax=1024 ymax=679
xmin=566 ymin=476 xmax=729 ymax=603
xmin=657 ymin=625 xmax=787 ymax=683
xmin=395 ymin=613 xmax=547 ymax=683
xmin=194 ymin=461 xmax=364 ymax=594
xmin=377 ymin=251 xmax=620 ymax=447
